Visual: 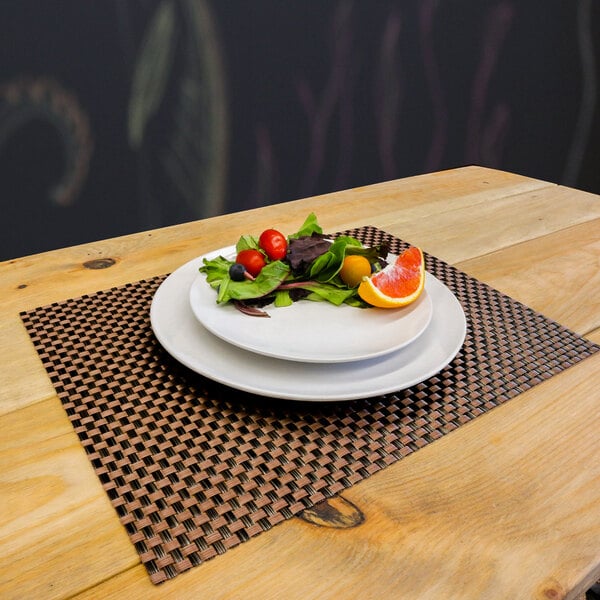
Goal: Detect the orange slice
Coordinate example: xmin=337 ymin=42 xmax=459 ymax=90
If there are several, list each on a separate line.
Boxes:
xmin=358 ymin=246 xmax=425 ymax=308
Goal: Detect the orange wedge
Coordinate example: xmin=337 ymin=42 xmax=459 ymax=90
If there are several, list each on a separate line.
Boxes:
xmin=358 ymin=246 xmax=425 ymax=308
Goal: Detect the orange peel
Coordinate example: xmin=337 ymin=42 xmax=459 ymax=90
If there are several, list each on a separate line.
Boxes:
xmin=358 ymin=246 xmax=425 ymax=308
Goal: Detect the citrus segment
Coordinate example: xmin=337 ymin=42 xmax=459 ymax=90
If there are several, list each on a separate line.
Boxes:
xmin=358 ymin=246 xmax=425 ymax=308
xmin=339 ymin=255 xmax=372 ymax=287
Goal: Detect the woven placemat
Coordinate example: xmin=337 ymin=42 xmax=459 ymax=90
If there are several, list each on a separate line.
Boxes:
xmin=21 ymin=226 xmax=599 ymax=584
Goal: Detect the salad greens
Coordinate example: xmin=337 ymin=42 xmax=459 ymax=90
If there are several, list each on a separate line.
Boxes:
xmin=199 ymin=213 xmax=388 ymax=314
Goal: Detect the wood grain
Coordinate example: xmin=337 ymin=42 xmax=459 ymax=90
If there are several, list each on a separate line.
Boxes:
xmin=0 ymin=400 xmax=139 ymax=600
xmin=0 ymin=166 xmax=549 ymax=313
xmin=457 ymin=218 xmax=600 ymax=336
xmin=1 ymin=167 xmax=599 ymax=600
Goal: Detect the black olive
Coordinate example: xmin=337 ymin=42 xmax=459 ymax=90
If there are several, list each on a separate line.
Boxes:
xmin=229 ymin=262 xmax=247 ymax=281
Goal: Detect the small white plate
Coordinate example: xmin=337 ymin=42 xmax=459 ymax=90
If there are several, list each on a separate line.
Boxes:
xmin=150 ymin=256 xmax=467 ymax=402
xmin=189 ymin=245 xmax=433 ymax=363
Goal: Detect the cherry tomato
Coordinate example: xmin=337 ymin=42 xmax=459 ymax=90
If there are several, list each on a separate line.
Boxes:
xmin=259 ymin=229 xmax=288 ymax=261
xmin=235 ymin=249 xmax=266 ymax=277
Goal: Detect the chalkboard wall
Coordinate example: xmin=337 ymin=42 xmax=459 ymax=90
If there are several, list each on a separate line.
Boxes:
xmin=1 ymin=1 xmax=598 ymax=259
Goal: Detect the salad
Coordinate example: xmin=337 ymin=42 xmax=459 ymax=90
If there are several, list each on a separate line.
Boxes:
xmin=199 ymin=213 xmax=390 ymax=317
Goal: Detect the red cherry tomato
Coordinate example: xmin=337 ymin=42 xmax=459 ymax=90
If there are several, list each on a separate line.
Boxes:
xmin=259 ymin=229 xmax=288 ymax=261
xmin=236 ymin=249 xmax=266 ymax=277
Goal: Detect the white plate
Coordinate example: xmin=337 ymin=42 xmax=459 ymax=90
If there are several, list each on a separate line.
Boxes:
xmin=189 ymin=245 xmax=433 ymax=363
xmin=150 ymin=256 xmax=467 ymax=402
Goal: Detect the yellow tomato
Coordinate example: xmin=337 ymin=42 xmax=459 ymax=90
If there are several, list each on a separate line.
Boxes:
xmin=339 ymin=255 xmax=372 ymax=287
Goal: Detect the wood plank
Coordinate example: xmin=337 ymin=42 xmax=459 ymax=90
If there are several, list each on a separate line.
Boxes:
xmin=0 ymin=317 xmax=56 ymax=416
xmin=0 ymin=399 xmax=139 ymax=600
xmin=1 ymin=167 xmax=589 ymax=320
xmin=455 ymin=218 xmax=600 ymax=336
xmin=588 ymin=328 xmax=600 ymax=344
xmin=70 ymin=353 xmax=600 ymax=600
xmin=383 ymin=183 xmax=600 ymax=265
xmin=0 ymin=166 xmax=550 ymax=314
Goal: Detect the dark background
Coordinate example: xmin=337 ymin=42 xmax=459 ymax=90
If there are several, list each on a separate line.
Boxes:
xmin=1 ymin=0 xmax=598 ymax=260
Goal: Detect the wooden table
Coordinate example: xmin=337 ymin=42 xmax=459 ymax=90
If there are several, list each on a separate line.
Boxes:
xmin=1 ymin=166 xmax=599 ymax=600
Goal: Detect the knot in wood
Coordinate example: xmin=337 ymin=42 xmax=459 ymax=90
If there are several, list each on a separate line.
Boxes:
xmin=83 ymin=258 xmax=116 ymax=270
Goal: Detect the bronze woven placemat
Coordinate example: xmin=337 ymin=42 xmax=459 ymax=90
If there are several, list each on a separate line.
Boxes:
xmin=21 ymin=226 xmax=599 ymax=584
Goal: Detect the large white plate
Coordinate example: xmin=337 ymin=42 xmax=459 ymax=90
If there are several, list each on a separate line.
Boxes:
xmin=189 ymin=245 xmax=433 ymax=363
xmin=150 ymin=256 xmax=467 ymax=402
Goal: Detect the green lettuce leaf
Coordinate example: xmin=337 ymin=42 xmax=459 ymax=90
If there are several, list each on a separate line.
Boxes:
xmin=213 ymin=260 xmax=291 ymax=303
xmin=274 ymin=289 xmax=293 ymax=307
xmin=289 ymin=212 xmax=323 ymax=238
xmin=308 ymin=236 xmax=363 ymax=282
xmin=236 ymin=235 xmax=260 ymax=252
xmin=294 ymin=281 xmax=358 ymax=305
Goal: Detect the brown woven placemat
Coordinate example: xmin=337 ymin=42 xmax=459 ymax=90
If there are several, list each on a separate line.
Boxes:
xmin=21 ymin=226 xmax=599 ymax=584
